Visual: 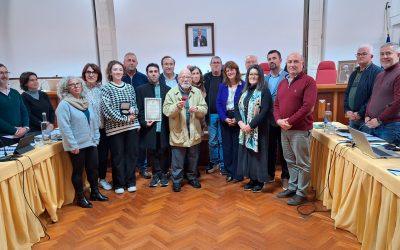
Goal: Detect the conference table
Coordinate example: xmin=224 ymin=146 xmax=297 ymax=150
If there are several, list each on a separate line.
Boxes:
xmin=310 ymin=124 xmax=400 ymax=249
xmin=0 ymin=141 xmax=74 ymax=249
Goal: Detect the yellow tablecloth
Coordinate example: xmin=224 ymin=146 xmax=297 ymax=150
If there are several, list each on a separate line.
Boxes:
xmin=0 ymin=142 xmax=74 ymax=250
xmin=311 ymin=128 xmax=400 ymax=250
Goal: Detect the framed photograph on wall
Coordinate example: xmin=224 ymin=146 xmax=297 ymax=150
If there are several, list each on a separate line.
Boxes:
xmin=185 ymin=23 xmax=215 ymax=57
xmin=337 ymin=60 xmax=357 ymax=84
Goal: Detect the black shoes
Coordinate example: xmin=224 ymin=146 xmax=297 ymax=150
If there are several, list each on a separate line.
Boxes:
xmin=90 ymin=190 xmax=109 ymax=202
xmin=276 ymin=189 xmax=296 ymax=198
xmin=77 ymin=196 xmax=93 ymax=208
xmin=149 ymin=174 xmax=161 ymax=187
xmin=244 ymin=180 xmax=255 ymax=191
xmin=252 ymin=183 xmax=264 ymax=193
xmin=287 ymin=194 xmax=307 ymax=206
xmin=188 ymin=179 xmax=201 ymax=188
xmin=173 ymin=183 xmax=181 ymax=192
xmin=160 ymin=174 xmax=169 ymax=187
xmin=140 ymin=170 xmax=152 ymax=179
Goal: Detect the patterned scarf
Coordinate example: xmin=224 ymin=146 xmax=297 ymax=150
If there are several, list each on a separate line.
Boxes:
xmin=238 ymin=89 xmax=262 ymax=152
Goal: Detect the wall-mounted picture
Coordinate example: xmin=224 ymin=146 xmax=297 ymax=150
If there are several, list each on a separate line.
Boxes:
xmin=337 ymin=60 xmax=357 ymax=84
xmin=185 ymin=23 xmax=215 ymax=57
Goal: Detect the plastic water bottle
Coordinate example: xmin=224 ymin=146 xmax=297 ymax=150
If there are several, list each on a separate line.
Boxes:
xmin=323 ymin=103 xmax=334 ymax=134
xmin=41 ymin=112 xmax=51 ymax=144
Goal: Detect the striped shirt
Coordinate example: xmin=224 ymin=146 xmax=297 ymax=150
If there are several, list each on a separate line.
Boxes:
xmin=101 ymin=81 xmax=140 ymax=136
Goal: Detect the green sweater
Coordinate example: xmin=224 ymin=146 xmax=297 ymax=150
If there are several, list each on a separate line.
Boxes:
xmin=0 ymin=88 xmax=29 ymax=135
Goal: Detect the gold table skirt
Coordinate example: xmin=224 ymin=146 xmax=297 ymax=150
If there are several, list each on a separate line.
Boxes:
xmin=0 ymin=142 xmax=74 ymax=249
xmin=311 ymin=128 xmax=400 ymax=250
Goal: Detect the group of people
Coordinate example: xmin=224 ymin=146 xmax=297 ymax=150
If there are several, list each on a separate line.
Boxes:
xmin=0 ymin=42 xmax=399 ymax=208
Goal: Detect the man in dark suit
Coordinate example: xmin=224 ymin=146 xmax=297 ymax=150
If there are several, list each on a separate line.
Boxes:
xmin=136 ymin=63 xmax=171 ymax=187
xmin=193 ymin=29 xmax=207 ymax=47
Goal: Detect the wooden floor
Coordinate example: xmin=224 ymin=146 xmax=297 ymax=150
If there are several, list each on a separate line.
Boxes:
xmin=33 ymin=170 xmax=360 ymax=249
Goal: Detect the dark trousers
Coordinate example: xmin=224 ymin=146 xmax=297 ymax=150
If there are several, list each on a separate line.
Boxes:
xmin=97 ymin=128 xmax=110 ymax=179
xmin=147 ymin=133 xmax=170 ymax=176
xmin=136 ymin=148 xmax=147 ymax=172
xmin=109 ymin=129 xmax=138 ymax=189
xmin=268 ymin=125 xmax=289 ymax=180
xmin=171 ymin=145 xmax=200 ymax=184
xmin=69 ymin=146 xmax=99 ymax=195
xmin=221 ymin=122 xmax=241 ymax=180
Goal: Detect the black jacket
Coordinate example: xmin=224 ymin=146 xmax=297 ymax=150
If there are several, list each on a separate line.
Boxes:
xmin=344 ymin=63 xmax=383 ymax=117
xmin=136 ymin=82 xmax=171 ymax=150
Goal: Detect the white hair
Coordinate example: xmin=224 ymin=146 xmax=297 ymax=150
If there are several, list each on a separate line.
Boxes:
xmin=358 ymin=44 xmax=374 ymax=55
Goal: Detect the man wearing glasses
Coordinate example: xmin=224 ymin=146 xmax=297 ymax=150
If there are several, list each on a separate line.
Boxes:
xmin=0 ymin=64 xmax=30 ymax=145
xmin=363 ymin=43 xmax=400 ymax=146
xmin=344 ymin=44 xmax=382 ymax=129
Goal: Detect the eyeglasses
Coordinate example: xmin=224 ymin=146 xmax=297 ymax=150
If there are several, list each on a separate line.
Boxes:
xmin=356 ymin=52 xmax=369 ymax=57
xmin=0 ymin=71 xmax=10 ymax=76
xmin=67 ymin=82 xmax=82 ymax=88
xmin=380 ymin=51 xmax=395 ymax=57
xmin=85 ymin=71 xmax=98 ymax=75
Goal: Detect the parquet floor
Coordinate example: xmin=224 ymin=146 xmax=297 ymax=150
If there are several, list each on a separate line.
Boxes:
xmin=33 ymin=169 xmax=360 ymax=249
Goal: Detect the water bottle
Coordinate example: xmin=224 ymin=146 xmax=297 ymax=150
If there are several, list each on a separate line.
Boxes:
xmin=323 ymin=103 xmax=334 ymax=134
xmin=41 ymin=112 xmax=51 ymax=144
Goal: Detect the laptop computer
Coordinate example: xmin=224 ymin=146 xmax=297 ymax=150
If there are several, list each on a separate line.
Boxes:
xmin=349 ymin=127 xmax=400 ymax=159
xmin=0 ymin=133 xmax=35 ymax=161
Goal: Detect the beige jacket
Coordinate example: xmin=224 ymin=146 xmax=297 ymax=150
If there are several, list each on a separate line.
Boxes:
xmin=163 ymin=86 xmax=208 ymax=147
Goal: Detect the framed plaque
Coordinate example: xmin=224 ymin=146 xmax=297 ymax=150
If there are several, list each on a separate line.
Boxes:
xmin=145 ymin=98 xmax=162 ymax=122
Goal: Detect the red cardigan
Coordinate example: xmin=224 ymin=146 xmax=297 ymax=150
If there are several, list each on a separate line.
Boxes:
xmin=273 ymin=72 xmax=317 ymax=131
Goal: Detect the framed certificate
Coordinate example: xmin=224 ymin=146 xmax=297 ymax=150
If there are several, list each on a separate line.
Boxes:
xmin=145 ymin=98 xmax=162 ymax=122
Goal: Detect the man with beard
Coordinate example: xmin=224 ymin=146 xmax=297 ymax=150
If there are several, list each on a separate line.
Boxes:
xmin=163 ymin=68 xmax=208 ymax=192
xmin=136 ymin=63 xmax=171 ymax=187
xmin=264 ymin=50 xmax=289 ymax=190
xmin=122 ymin=52 xmax=151 ymax=179
xmin=0 ymin=63 xmax=30 ymax=145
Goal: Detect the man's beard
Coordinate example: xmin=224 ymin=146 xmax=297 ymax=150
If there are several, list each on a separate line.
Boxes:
xmin=269 ymin=63 xmax=276 ymax=70
xmin=180 ymin=82 xmax=191 ymax=90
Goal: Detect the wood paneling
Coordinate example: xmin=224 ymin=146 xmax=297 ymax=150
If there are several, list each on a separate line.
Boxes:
xmin=314 ymin=84 xmax=348 ymax=124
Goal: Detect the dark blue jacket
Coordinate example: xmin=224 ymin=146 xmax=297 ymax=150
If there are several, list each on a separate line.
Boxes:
xmin=216 ymin=81 xmax=245 ymax=121
xmin=122 ymin=70 xmax=148 ymax=90
xmin=344 ymin=63 xmax=383 ymax=117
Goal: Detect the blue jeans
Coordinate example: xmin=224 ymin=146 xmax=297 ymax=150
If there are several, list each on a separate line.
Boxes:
xmin=208 ymin=114 xmax=224 ymax=169
xmin=362 ymin=122 xmax=400 ymax=146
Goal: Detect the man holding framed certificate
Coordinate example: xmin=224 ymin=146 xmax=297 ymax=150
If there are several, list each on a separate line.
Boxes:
xmin=136 ymin=63 xmax=171 ymax=188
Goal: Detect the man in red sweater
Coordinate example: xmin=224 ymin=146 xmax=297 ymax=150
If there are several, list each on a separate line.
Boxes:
xmin=273 ymin=53 xmax=317 ymax=206
xmin=364 ymin=43 xmax=400 ymax=146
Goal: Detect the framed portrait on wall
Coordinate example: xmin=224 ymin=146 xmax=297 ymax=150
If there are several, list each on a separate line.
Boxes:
xmin=185 ymin=23 xmax=215 ymax=57
xmin=337 ymin=60 xmax=357 ymax=84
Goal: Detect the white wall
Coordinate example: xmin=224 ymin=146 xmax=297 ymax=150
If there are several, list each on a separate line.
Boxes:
xmin=114 ymin=0 xmax=304 ymax=74
xmin=323 ymin=0 xmax=388 ymax=65
xmin=0 ymin=0 xmax=98 ymax=78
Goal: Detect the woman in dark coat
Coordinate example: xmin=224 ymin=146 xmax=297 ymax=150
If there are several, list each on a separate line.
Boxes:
xmin=235 ymin=64 xmax=272 ymax=192
xmin=20 ymin=72 xmax=55 ymax=133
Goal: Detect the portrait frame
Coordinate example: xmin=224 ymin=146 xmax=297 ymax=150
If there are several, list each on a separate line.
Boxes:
xmin=185 ymin=23 xmax=215 ymax=57
xmin=144 ymin=98 xmax=162 ymax=122
xmin=337 ymin=60 xmax=357 ymax=84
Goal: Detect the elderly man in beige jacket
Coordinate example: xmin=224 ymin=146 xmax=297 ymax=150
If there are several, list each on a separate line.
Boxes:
xmin=163 ymin=68 xmax=208 ymax=192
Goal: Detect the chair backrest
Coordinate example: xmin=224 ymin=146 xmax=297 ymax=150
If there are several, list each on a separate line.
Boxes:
xmin=316 ymin=61 xmax=337 ymax=84
xmin=259 ymin=63 xmax=270 ymax=75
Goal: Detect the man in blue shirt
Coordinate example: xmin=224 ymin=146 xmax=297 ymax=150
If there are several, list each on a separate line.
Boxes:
xmin=122 ymin=52 xmax=151 ymax=179
xmin=264 ymin=50 xmax=289 ymax=190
